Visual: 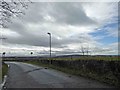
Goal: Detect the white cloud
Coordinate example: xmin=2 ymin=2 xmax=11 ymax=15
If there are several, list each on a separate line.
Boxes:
xmin=82 ymin=2 xmax=118 ymax=25
xmin=106 ymin=28 xmax=118 ymax=37
xmin=0 ymin=28 xmax=21 ymax=38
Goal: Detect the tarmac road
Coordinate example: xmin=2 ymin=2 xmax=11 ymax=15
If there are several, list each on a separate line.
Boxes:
xmin=4 ymin=62 xmax=114 ymax=88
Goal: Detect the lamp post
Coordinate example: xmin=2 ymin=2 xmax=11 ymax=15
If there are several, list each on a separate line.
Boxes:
xmin=47 ymin=32 xmax=51 ymax=58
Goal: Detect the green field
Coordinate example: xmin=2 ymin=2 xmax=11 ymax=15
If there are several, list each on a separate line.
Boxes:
xmin=51 ymin=56 xmax=119 ymax=61
xmin=3 ymin=55 xmax=119 ymax=62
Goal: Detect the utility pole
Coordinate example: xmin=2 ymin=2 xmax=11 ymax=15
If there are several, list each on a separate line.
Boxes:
xmin=0 ymin=37 xmax=7 ymax=60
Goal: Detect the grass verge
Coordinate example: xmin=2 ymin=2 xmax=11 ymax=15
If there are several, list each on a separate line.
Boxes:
xmin=2 ymin=62 xmax=8 ymax=81
xmin=24 ymin=61 xmax=119 ymax=87
xmin=0 ymin=68 xmax=2 ymax=82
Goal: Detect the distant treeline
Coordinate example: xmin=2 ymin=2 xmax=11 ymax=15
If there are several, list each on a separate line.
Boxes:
xmin=2 ymin=55 xmax=119 ymax=61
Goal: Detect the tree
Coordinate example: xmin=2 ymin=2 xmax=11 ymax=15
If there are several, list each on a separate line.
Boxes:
xmin=81 ymin=45 xmax=85 ymax=56
xmin=30 ymin=52 xmax=33 ymax=55
xmin=2 ymin=52 xmax=6 ymax=57
xmin=86 ymin=45 xmax=90 ymax=56
xmin=81 ymin=44 xmax=90 ymax=56
xmin=0 ymin=0 xmax=31 ymax=28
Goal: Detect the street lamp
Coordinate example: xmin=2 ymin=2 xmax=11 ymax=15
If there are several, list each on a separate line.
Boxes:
xmin=47 ymin=32 xmax=51 ymax=58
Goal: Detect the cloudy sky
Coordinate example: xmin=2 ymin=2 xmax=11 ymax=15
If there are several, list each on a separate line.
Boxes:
xmin=0 ymin=1 xmax=119 ymax=56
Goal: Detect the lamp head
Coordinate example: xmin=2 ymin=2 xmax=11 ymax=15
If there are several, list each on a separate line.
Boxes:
xmin=47 ymin=32 xmax=51 ymax=35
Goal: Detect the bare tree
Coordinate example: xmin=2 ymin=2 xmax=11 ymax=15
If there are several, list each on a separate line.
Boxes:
xmin=81 ymin=45 xmax=85 ymax=56
xmin=0 ymin=0 xmax=32 ymax=28
xmin=86 ymin=45 xmax=91 ymax=56
xmin=86 ymin=46 xmax=89 ymax=56
xmin=81 ymin=44 xmax=91 ymax=56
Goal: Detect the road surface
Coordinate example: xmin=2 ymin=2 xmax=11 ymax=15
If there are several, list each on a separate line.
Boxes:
xmin=4 ymin=62 xmax=114 ymax=88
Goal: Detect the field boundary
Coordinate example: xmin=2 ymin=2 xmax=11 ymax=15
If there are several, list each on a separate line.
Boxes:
xmin=23 ymin=60 xmax=120 ymax=87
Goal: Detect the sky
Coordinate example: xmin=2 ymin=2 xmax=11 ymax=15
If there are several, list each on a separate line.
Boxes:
xmin=0 ymin=1 xmax=119 ymax=56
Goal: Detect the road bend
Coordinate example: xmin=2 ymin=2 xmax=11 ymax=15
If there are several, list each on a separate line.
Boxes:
xmin=4 ymin=62 xmax=114 ymax=88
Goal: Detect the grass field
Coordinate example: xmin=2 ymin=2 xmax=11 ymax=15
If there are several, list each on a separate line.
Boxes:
xmin=3 ymin=55 xmax=119 ymax=62
xmin=50 ymin=56 xmax=119 ymax=61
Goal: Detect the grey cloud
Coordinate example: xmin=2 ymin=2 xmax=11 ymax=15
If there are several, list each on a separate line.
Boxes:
xmin=20 ymin=2 xmax=96 ymax=26
xmin=49 ymin=2 xmax=97 ymax=26
xmin=9 ymin=21 xmax=27 ymax=35
xmin=5 ymin=2 xmax=97 ymax=47
xmin=6 ymin=26 xmax=95 ymax=49
xmin=21 ymin=2 xmax=47 ymax=23
xmin=6 ymin=17 xmax=96 ymax=49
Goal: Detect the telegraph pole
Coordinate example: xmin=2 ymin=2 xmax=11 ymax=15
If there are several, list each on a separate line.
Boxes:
xmin=0 ymin=37 xmax=7 ymax=59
